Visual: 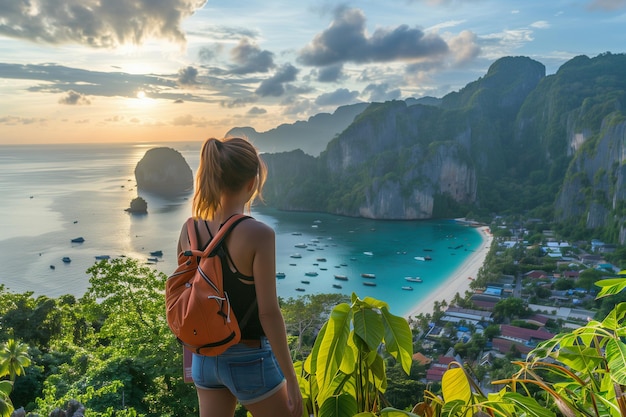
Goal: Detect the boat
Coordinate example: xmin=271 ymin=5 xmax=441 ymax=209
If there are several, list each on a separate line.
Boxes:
xmin=149 ymin=250 xmax=163 ymax=256
xmin=363 ymin=281 xmax=376 ymax=287
xmin=301 ymin=280 xmax=310 ymax=284
xmin=414 ymin=256 xmax=425 ymax=261
xmin=95 ymin=255 xmax=110 ymax=260
xmin=363 ymin=251 xmax=373 ymax=256
xmin=294 ymin=243 xmax=307 ymax=248
xmin=290 ymin=253 xmax=302 ymax=258
xmin=71 ymin=237 xmax=85 ymax=243
xmin=361 ymin=273 xmax=376 ymax=278
xmin=316 ymin=257 xmax=326 ymax=262
xmin=295 ymin=288 xmax=305 ymax=292
xmin=292 ymin=232 xmax=302 ymax=236
xmin=276 ymin=272 xmax=286 ymax=279
xmin=404 ymin=277 xmax=423 ymax=283
xmin=62 ymin=257 xmax=71 ymax=263
xmin=402 ymin=286 xmax=414 ymax=291
xmin=147 ymin=257 xmax=159 ymax=262
xmin=49 ymin=265 xmax=55 ymax=270
xmin=332 ymin=284 xmax=342 ymax=289
xmin=425 ymin=256 xmax=432 ymax=261
xmin=305 ymin=272 xmax=318 ymax=277
xmin=334 ymin=275 xmax=348 ymax=281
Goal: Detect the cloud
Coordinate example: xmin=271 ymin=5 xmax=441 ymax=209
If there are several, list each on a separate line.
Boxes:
xmin=255 ymin=64 xmax=299 ymax=97
xmin=314 ymin=88 xmax=360 ymax=106
xmin=480 ymin=29 xmax=534 ymax=59
xmin=198 ymin=45 xmax=223 ymax=62
xmin=178 ymin=66 xmax=199 ymax=86
xmin=0 ymin=116 xmax=46 ymax=125
xmin=229 ymin=39 xmax=275 ymax=74
xmin=587 ymin=0 xmax=626 ymax=10
xmin=220 ymin=96 xmax=258 ymax=108
xmin=58 ymin=90 xmax=91 ymax=105
xmin=530 ymin=21 xmax=550 ymax=29
xmin=171 ymin=114 xmax=209 ymax=127
xmin=247 ymin=107 xmax=267 ymax=115
xmin=363 ymin=84 xmax=401 ymax=102
xmin=316 ymin=64 xmax=345 ymax=82
xmin=298 ymin=7 xmax=449 ymax=66
xmin=0 ymin=0 xmax=207 ymax=47
xmin=448 ymin=30 xmax=481 ymax=65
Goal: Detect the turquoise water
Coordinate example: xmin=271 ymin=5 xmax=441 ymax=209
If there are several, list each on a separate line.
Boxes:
xmin=0 ymin=143 xmax=483 ymax=317
xmin=255 ymin=208 xmax=483 ymax=316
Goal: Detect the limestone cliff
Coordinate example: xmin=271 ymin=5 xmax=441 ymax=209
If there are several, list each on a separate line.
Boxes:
xmin=135 ymin=147 xmax=193 ymax=197
xmin=261 ymin=52 xmax=626 ymax=243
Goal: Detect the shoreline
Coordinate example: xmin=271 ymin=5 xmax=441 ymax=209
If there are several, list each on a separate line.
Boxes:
xmin=404 ymin=226 xmax=493 ymax=318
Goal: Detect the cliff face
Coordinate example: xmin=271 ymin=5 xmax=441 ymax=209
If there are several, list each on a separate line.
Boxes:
xmin=262 ymin=53 xmax=626 ymax=241
xmin=555 ymin=119 xmax=626 ymax=241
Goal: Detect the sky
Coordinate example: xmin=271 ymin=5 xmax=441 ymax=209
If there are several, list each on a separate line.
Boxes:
xmin=0 ymin=0 xmax=625 ymax=145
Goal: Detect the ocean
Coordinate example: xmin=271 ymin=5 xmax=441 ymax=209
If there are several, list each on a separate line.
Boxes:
xmin=0 ymin=141 xmax=482 ymax=317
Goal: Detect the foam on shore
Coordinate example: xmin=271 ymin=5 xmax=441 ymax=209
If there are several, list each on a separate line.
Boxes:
xmin=404 ymin=226 xmax=493 ymax=318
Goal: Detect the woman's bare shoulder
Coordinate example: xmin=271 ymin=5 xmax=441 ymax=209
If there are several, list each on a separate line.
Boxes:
xmin=240 ymin=217 xmax=274 ymax=237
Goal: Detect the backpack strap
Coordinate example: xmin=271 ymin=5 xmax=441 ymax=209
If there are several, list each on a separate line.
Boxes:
xmin=202 ymin=214 xmax=250 ymax=257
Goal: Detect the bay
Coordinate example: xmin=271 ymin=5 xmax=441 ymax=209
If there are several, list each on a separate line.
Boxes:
xmin=0 ymin=142 xmax=482 ymax=317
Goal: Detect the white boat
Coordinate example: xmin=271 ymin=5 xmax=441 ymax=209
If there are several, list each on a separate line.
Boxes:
xmin=305 ymin=271 xmax=318 ymax=277
xmin=414 ymin=256 xmax=426 ymax=261
xmin=361 ymin=273 xmax=376 ymax=278
xmin=290 ymin=253 xmax=302 ymax=258
xmin=404 ymin=277 xmax=423 ymax=282
xmin=334 ymin=275 xmax=348 ymax=281
xmin=294 ymin=243 xmax=307 ymax=248
xmin=363 ymin=251 xmax=374 ymax=256
xmin=402 ymin=286 xmax=414 ymax=291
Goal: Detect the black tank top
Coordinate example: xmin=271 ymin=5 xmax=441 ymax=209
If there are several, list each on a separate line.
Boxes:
xmin=204 ymin=218 xmax=264 ymax=339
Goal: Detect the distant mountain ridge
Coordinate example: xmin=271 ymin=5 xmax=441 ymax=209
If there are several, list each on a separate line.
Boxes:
xmin=226 ymin=103 xmax=369 ymax=156
xmin=250 ymin=53 xmax=626 ymax=244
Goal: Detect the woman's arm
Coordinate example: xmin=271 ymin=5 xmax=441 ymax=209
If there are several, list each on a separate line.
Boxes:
xmin=251 ymin=222 xmax=302 ymax=416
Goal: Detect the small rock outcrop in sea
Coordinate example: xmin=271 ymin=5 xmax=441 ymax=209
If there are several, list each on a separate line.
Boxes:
xmin=134 ymin=147 xmax=193 ymax=197
xmin=126 ymin=196 xmax=148 ymax=214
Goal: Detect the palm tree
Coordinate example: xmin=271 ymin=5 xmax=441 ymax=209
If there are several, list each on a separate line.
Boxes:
xmin=0 ymin=339 xmax=31 ymax=382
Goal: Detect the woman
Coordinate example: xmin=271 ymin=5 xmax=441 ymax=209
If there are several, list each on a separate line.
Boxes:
xmin=178 ymin=137 xmax=302 ymax=417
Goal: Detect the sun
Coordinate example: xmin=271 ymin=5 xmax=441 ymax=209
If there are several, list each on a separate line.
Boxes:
xmin=136 ymin=90 xmax=146 ymax=99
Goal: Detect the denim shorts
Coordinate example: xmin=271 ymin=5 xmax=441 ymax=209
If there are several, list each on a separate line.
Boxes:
xmin=191 ymin=336 xmax=286 ymax=405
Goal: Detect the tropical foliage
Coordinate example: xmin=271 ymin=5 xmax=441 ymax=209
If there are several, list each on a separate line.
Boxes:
xmin=300 ymin=294 xmax=413 ymax=417
xmin=3 ymin=256 xmax=626 ymax=417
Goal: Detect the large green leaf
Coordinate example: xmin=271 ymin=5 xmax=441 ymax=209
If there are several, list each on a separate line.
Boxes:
xmin=306 ymin=320 xmax=329 ymax=374
xmin=380 ymin=306 xmax=413 ymax=375
xmin=379 ymin=408 xmax=420 ymax=416
xmin=369 ymin=352 xmax=387 ymax=392
xmin=595 ymin=278 xmax=626 ymax=299
xmin=353 ymin=307 xmax=384 ymax=352
xmin=557 ymin=346 xmax=604 ymax=372
xmin=318 ymin=393 xmax=358 ymax=417
xmin=361 ymin=296 xmax=389 ymax=310
xmin=606 ymin=338 xmax=626 ymax=385
xmin=601 ymin=302 xmax=626 ymax=331
xmin=316 ymin=303 xmax=352 ymax=395
xmin=501 ymin=392 xmax=556 ymax=417
xmin=441 ymin=366 xmax=471 ymax=405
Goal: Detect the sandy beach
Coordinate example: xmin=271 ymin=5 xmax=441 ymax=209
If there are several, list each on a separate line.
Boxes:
xmin=404 ymin=226 xmax=493 ymax=318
